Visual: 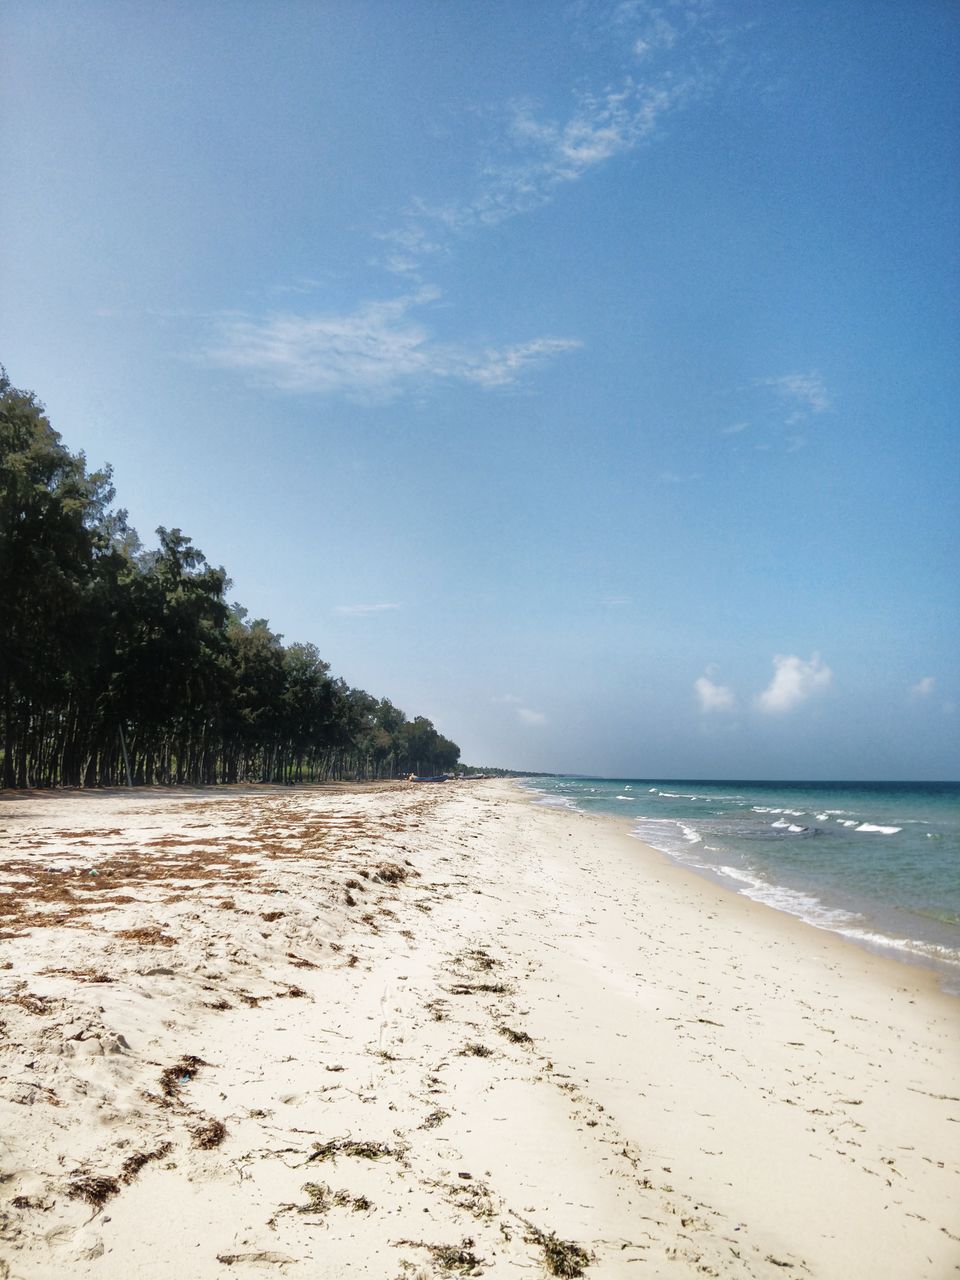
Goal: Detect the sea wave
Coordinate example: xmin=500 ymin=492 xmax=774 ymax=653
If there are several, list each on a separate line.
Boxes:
xmin=835 ymin=926 xmax=960 ymax=969
xmin=855 ymin=823 xmax=902 ymax=835
xmin=532 ymin=794 xmax=578 ymax=810
xmin=715 ymin=865 xmax=857 ymax=928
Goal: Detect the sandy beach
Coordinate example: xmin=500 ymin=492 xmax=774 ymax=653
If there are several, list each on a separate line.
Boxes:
xmin=0 ymin=779 xmax=957 ymax=1279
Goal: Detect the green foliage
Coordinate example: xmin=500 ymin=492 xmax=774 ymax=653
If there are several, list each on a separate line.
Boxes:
xmin=0 ymin=372 xmax=459 ymax=788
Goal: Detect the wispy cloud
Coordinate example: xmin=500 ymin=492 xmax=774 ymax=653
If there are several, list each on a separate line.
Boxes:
xmin=758 ymin=372 xmax=832 ymax=418
xmin=491 ymin=693 xmax=523 ymax=705
xmin=390 ymin=79 xmax=693 ymax=252
xmin=333 ymin=602 xmax=401 ymax=617
xmin=695 ymin=670 xmax=736 ymax=713
xmin=721 ymin=373 xmax=832 ymax=455
xmin=378 ymin=6 xmax=715 ymax=275
xmin=659 ymin=470 xmax=703 ymax=483
xmin=756 ymin=653 xmax=832 ymax=714
xmin=517 ymin=707 xmax=547 ymax=726
xmin=910 ymin=675 xmax=935 ymax=698
xmin=203 ymin=287 xmax=580 ymax=399
xmin=209 ymin=2 xmax=717 ymax=399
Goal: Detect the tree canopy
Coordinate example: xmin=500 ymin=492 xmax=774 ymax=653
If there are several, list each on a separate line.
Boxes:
xmin=0 ymin=372 xmax=459 ymax=788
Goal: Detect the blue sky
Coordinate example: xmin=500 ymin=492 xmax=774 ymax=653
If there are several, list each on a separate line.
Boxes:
xmin=2 ymin=0 xmax=958 ymax=778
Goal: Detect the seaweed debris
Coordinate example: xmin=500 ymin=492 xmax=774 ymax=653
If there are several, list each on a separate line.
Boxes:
xmin=65 ymin=1174 xmax=119 ymax=1208
xmin=458 ymin=1043 xmax=492 ymax=1058
xmin=298 ymin=1182 xmax=374 ymax=1214
xmin=395 ymin=1238 xmax=483 ymax=1274
xmin=522 ymin=1221 xmax=591 ymax=1277
xmin=498 ymin=1024 xmax=533 ymax=1046
xmin=159 ymin=1053 xmax=208 ymax=1098
xmin=192 ymin=1118 xmax=227 ymax=1149
xmin=120 ymin=1142 xmax=173 ymax=1182
xmin=307 ymin=1138 xmax=403 ymax=1164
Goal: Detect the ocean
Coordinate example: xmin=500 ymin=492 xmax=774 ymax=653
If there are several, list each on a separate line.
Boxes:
xmin=520 ymin=776 xmax=960 ymax=991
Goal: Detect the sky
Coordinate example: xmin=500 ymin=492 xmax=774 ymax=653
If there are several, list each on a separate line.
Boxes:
xmin=2 ymin=0 xmax=958 ymax=779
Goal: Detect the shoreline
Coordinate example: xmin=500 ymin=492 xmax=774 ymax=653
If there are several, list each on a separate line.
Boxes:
xmin=519 ymin=777 xmax=960 ymax=996
xmin=1 ymin=780 xmax=957 ymax=1277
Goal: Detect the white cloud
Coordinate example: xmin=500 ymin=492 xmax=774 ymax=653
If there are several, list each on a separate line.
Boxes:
xmin=491 ymin=693 xmax=522 ymax=704
xmin=204 ymin=287 xmax=580 ymax=399
xmin=376 ymin=7 xmax=715 ymax=274
xmin=720 ymin=420 xmax=749 ymax=435
xmin=333 ymin=603 xmax=401 ymax=616
xmin=460 ymin=337 xmax=584 ymax=387
xmin=659 ymin=470 xmax=703 ymax=483
xmin=695 ymin=673 xmax=736 ymax=713
xmin=756 ymin=653 xmax=832 ymax=714
xmin=759 ymin=372 xmax=832 ymax=417
xmin=413 ymin=79 xmax=688 ymax=237
xmin=517 ymin=707 xmax=547 ymax=726
xmin=910 ymin=675 xmax=935 ymax=698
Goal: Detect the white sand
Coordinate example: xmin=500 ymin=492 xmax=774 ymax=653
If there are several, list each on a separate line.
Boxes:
xmin=0 ymin=779 xmax=957 ymax=1279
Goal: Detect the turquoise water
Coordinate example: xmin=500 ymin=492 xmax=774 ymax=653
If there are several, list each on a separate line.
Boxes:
xmin=521 ymin=777 xmax=960 ymax=988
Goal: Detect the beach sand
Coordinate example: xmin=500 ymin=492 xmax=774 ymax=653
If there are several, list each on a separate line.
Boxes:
xmin=0 ymin=779 xmax=957 ymax=1278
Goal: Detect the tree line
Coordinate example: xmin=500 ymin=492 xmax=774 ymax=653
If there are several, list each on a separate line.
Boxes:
xmin=0 ymin=371 xmax=460 ymax=789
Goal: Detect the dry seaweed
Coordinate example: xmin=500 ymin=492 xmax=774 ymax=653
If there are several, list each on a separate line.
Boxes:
xmin=458 ymin=1043 xmax=492 ymax=1058
xmin=446 ymin=982 xmax=509 ymax=996
xmin=498 ymin=1024 xmax=533 ymax=1046
xmin=159 ymin=1053 xmax=208 ymax=1098
xmin=120 ymin=1142 xmax=173 ymax=1182
xmin=419 ymin=1109 xmax=449 ymax=1130
xmin=116 ymin=926 xmax=177 ymax=946
xmin=65 ymin=1174 xmax=119 ymax=1208
xmin=522 ymin=1221 xmax=591 ymax=1277
xmin=373 ymin=862 xmax=410 ymax=884
xmin=308 ymin=1138 xmax=402 ymax=1164
xmin=298 ymin=1182 xmax=374 ymax=1214
xmin=395 ymin=1238 xmax=482 ymax=1274
xmin=192 ymin=1118 xmax=227 ymax=1149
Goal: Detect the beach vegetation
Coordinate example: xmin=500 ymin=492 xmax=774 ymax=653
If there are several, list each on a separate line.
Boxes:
xmin=0 ymin=371 xmax=460 ymax=789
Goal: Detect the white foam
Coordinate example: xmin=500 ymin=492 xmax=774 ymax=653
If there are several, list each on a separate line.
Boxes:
xmin=837 ymin=819 xmax=858 ymax=827
xmin=855 ymin=823 xmax=902 ymax=835
xmin=836 ymin=927 xmax=960 ymax=968
xmin=716 ymin=866 xmax=856 ymax=928
xmin=679 ymin=823 xmax=702 ymax=845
